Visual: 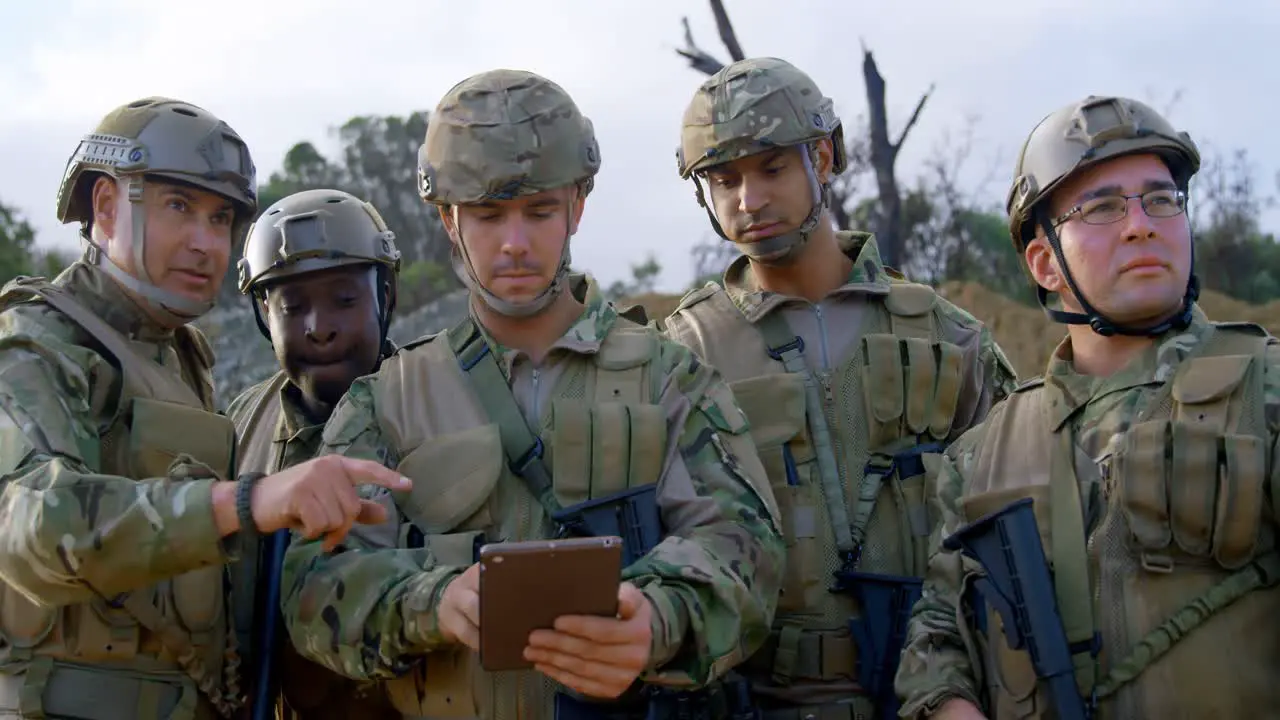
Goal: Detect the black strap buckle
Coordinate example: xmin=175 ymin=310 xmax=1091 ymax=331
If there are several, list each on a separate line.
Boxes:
xmin=459 ymin=340 xmax=491 ymax=371
xmin=510 ymin=436 xmax=545 ymax=477
xmin=766 ymin=335 xmax=805 ymax=361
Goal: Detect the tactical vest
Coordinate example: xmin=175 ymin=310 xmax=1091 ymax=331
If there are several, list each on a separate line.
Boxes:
xmin=664 ymin=281 xmax=964 ymax=703
xmin=370 ymin=315 xmax=667 ymax=719
xmin=228 ymin=373 xmax=399 ymax=720
xmin=0 ymin=279 xmax=239 ymax=720
xmin=958 ymin=323 xmax=1280 ymax=720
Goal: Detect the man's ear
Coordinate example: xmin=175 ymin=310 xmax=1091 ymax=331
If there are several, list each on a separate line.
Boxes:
xmin=812 ymin=138 xmax=835 ymax=184
xmin=568 ymin=189 xmax=587 ymax=237
xmin=1025 ymin=235 xmax=1066 ymax=295
xmin=91 ymin=175 xmax=120 ymax=246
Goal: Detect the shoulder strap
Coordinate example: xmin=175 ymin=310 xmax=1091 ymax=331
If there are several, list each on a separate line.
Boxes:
xmin=175 ymin=325 xmax=217 ymax=410
xmin=756 ymin=311 xmax=857 ymax=562
xmin=446 ymin=317 xmax=563 ymax=519
xmin=2 ymin=282 xmax=204 ymax=409
xmin=1042 ymin=393 xmax=1100 ymax=697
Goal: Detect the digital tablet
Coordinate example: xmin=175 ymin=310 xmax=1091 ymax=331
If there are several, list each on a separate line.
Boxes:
xmin=478 ymin=536 xmax=622 ymax=672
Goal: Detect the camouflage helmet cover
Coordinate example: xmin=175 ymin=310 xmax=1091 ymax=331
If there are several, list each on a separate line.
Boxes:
xmin=238 ymin=189 xmax=402 ymax=295
xmin=678 ymin=57 xmax=846 ymax=179
xmin=56 ymin=96 xmax=258 ymax=229
xmin=1006 ymin=95 xmax=1201 ymax=252
xmin=417 ymin=70 xmax=602 ymax=206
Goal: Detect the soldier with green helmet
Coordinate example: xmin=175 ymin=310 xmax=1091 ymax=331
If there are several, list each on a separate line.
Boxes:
xmin=278 ymin=68 xmax=786 ymax=720
xmin=0 ymin=97 xmax=410 ymax=720
xmin=895 ymin=95 xmax=1280 ymax=719
xmin=658 ymin=57 xmax=1017 ymax=719
xmin=226 ymin=188 xmax=405 ymax=720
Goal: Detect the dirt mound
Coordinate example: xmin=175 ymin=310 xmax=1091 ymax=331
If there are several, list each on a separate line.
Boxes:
xmin=626 ymin=282 xmax=1280 ymax=380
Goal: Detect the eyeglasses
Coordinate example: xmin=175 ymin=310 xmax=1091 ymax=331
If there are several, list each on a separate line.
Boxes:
xmin=1052 ymin=188 xmax=1187 ymax=228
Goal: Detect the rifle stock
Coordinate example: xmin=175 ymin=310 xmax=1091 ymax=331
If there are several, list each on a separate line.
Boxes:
xmin=551 ymin=484 xmax=662 ymax=568
xmin=831 ymin=569 xmax=922 ymax=720
xmin=942 ymin=497 xmax=1089 ymax=720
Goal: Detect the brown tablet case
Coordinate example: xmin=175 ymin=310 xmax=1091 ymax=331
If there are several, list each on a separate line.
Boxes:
xmin=478 ymin=536 xmax=623 ymax=672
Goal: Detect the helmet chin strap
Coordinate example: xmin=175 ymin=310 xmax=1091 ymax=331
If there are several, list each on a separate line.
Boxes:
xmin=90 ymin=176 xmax=216 ymax=328
xmin=450 ymin=200 xmax=575 ymax=319
xmin=1035 ymin=208 xmax=1198 ymax=338
xmin=695 ymin=144 xmax=828 ymax=267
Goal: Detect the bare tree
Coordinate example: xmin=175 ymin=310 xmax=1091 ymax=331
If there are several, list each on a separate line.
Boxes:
xmin=860 ymin=43 xmax=934 ymax=269
xmin=674 ymin=0 xmax=933 ymax=269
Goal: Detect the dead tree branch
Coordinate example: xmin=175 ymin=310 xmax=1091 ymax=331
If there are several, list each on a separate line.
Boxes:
xmin=862 ymin=47 xmax=933 ymax=269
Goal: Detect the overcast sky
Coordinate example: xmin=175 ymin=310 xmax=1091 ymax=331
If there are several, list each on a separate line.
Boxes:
xmin=2 ymin=0 xmax=1276 ymax=293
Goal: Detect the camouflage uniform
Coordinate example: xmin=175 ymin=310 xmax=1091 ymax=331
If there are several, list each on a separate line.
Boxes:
xmin=0 ymin=98 xmax=257 ymax=719
xmin=895 ymin=97 xmax=1280 ymax=719
xmin=227 ymin=189 xmax=403 ymax=719
xmin=279 ymin=70 xmax=786 ymax=720
xmin=662 ymin=58 xmax=1017 ymax=719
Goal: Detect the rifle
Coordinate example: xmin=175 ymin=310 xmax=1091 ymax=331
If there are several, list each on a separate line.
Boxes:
xmin=941 ymin=497 xmax=1090 ymax=720
xmin=831 ymin=567 xmax=922 ymax=720
xmin=250 ymin=528 xmax=290 ymax=720
xmin=552 ymin=484 xmax=663 ymax=568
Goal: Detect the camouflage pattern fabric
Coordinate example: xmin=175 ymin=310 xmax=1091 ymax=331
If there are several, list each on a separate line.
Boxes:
xmin=659 ymin=230 xmax=1016 ymax=714
xmin=0 ymin=261 xmax=231 ymax=606
xmin=896 ymin=309 xmax=1280 ymax=718
xmin=677 ymin=56 xmax=845 ymax=179
xmin=417 ymin=69 xmax=601 ymax=206
xmin=279 ymin=274 xmax=785 ymax=718
xmin=227 ymin=374 xmax=398 ymax=720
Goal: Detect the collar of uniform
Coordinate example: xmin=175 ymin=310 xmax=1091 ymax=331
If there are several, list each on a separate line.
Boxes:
xmin=473 ymin=272 xmax=620 ymax=375
xmin=273 ymin=380 xmax=326 ymax=445
xmin=60 ymin=260 xmax=179 ymax=344
xmin=722 ymin=230 xmax=894 ymax=323
xmin=1041 ymin=304 xmax=1215 ymax=430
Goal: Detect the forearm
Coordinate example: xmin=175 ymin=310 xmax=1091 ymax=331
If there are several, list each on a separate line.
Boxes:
xmin=0 ymin=457 xmax=230 ymax=606
xmin=630 ymin=453 xmax=785 ymax=688
xmin=897 ymin=452 xmax=986 ymax=717
xmin=280 ymin=517 xmax=465 ymax=681
xmin=896 ymin=564 xmax=985 ymax=718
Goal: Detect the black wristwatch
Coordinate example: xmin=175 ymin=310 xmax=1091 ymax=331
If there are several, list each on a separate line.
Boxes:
xmin=236 ymin=472 xmax=267 ymax=537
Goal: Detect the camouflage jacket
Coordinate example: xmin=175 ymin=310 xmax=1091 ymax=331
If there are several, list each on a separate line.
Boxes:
xmin=896 ymin=309 xmax=1280 ymax=719
xmin=227 ymin=370 xmax=325 ymax=475
xmin=279 ymin=275 xmax=785 ymax=716
xmin=0 ymin=261 xmax=234 ymax=607
xmin=659 ymin=231 xmax=1016 ymax=707
xmin=227 ymin=371 xmax=399 ymax=720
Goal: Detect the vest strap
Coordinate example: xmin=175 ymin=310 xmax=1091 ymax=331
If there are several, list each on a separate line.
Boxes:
xmin=446 ymin=317 xmax=563 ymax=520
xmin=756 ymin=311 xmax=855 ymax=561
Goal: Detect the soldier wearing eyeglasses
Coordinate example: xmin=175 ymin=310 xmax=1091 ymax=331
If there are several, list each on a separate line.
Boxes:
xmin=894 ymin=94 xmax=1280 ymax=719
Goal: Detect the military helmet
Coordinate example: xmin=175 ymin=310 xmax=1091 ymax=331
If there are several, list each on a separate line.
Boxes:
xmin=54 ymin=96 xmax=258 ymax=324
xmin=1006 ymin=95 xmax=1200 ymax=253
xmin=57 ymin=96 xmax=258 ymax=232
xmin=238 ymin=189 xmax=401 ymax=295
xmin=678 ymin=57 xmax=846 ymax=179
xmin=417 ymin=69 xmax=602 ymax=206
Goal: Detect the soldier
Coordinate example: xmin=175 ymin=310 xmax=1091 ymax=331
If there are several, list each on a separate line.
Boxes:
xmin=894 ymin=95 xmax=1280 ymax=719
xmin=227 ymin=188 xmax=404 ymax=719
xmin=659 ymin=57 xmax=1017 ymax=719
xmin=278 ymin=68 xmax=786 ymax=720
xmin=0 ymin=97 xmax=409 ymax=720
